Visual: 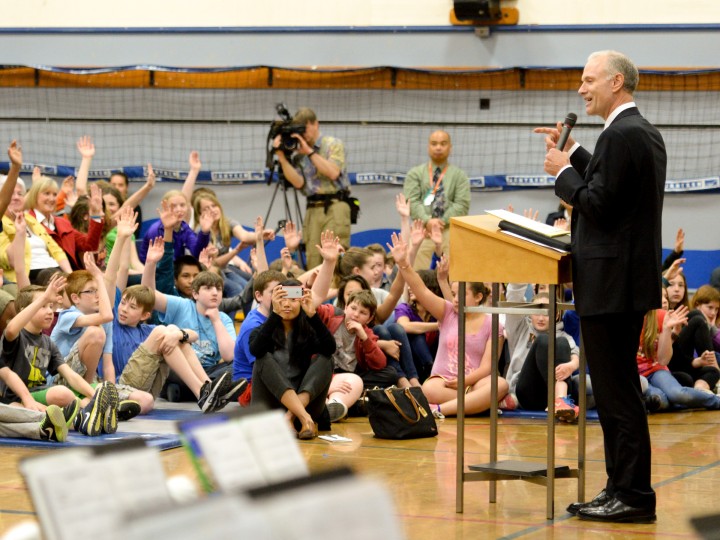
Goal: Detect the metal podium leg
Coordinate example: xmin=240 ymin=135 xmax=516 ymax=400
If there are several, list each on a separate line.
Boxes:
xmin=546 ymin=285 xmax=557 ymax=520
xmin=456 ymin=281 xmax=466 ymax=513
xmin=578 ymin=342 xmax=587 ymax=503
xmin=489 ymin=282 xmax=500 ymax=503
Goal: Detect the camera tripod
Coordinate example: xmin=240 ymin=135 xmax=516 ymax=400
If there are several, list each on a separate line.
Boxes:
xmin=264 ymin=157 xmax=306 ymax=264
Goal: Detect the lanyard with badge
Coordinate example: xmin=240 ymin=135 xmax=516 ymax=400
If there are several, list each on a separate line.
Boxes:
xmin=423 ymin=163 xmax=448 ymax=206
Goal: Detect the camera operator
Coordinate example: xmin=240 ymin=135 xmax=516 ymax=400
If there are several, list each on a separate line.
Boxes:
xmin=273 ymin=108 xmax=350 ymax=269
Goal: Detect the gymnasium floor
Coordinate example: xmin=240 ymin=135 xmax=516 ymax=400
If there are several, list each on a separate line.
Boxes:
xmin=0 ymin=401 xmax=717 ymax=539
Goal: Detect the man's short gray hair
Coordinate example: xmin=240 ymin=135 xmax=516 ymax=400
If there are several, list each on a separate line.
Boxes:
xmin=588 ymin=50 xmax=639 ymax=94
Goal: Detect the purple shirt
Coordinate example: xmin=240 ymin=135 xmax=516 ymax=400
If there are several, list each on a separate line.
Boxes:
xmin=394 ymin=302 xmax=423 ymax=323
xmin=139 ymin=220 xmax=210 ymax=262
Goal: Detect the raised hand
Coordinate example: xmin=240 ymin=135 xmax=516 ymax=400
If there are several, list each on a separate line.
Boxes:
xmin=32 ymin=166 xmax=41 ymax=183
xmin=145 ymin=236 xmax=165 ymax=265
xmin=198 ymin=208 xmax=215 ymax=233
xmin=280 ymin=247 xmax=294 ymax=273
xmin=410 ymin=219 xmax=426 ymax=249
xmin=553 ymin=217 xmax=569 ymax=231
xmin=436 ymin=254 xmax=449 ymax=282
xmin=45 ymin=272 xmax=67 ymax=300
xmin=83 ymin=251 xmax=103 ymax=278
xmin=523 ymin=208 xmax=540 ymax=222
xmin=283 ymin=221 xmax=301 ymax=252
xmin=664 ymin=305 xmax=689 ymax=330
xmin=316 ymin=229 xmax=340 ymax=263
xmin=674 ymin=228 xmax=685 ymax=253
xmin=116 ymin=205 xmax=139 ymax=238
xmin=395 ymin=193 xmax=410 ymax=218
xmin=249 ymin=247 xmax=258 ymax=269
xmin=253 ymin=216 xmax=270 ymax=243
xmin=189 ymin=150 xmax=201 ymax=172
xmin=157 ymin=199 xmax=179 ymax=231
xmin=7 ymin=140 xmax=22 ymax=167
xmin=76 ymin=136 xmax=95 ymax=159
xmin=198 ymin=245 xmax=218 ymax=268
xmin=386 ymin=232 xmax=409 ymax=268
xmin=146 ymin=163 xmax=157 ymax=190
xmin=88 ymin=183 xmax=104 ymax=216
xmin=429 ymin=220 xmax=443 ymax=246
xmin=663 ymin=257 xmax=686 ymax=282
xmin=60 ymin=175 xmax=75 ymax=196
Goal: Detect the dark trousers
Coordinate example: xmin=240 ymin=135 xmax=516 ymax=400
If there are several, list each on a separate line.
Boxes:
xmin=251 ymin=352 xmax=332 ymax=422
xmin=581 ymin=312 xmax=655 ymax=509
xmin=373 ymin=323 xmax=418 ymax=380
xmin=670 ymin=312 xmax=719 ymax=389
xmin=515 ymin=334 xmax=573 ymax=410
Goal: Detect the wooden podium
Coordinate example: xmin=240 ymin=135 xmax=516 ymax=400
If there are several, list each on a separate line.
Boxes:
xmin=449 ymin=214 xmax=586 ymax=520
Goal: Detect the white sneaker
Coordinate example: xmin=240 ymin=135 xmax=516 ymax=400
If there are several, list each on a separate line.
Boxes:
xmin=327 ymin=399 xmax=348 ymax=423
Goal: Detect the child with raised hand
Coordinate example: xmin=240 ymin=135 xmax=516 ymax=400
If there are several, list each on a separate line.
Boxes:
xmin=640 ymin=304 xmax=720 ymax=411
xmin=387 ymin=232 xmax=507 ymax=417
xmin=104 ymin=206 xmax=234 ymax=414
xmin=138 ymin=190 xmax=211 ymax=263
xmin=0 ymin=274 xmax=116 ymax=437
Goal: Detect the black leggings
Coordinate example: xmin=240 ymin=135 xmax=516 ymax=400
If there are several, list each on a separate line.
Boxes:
xmin=670 ymin=311 xmax=719 ymax=389
xmin=515 ymin=334 xmax=573 ymax=410
xmin=251 ymin=352 xmax=332 ymax=422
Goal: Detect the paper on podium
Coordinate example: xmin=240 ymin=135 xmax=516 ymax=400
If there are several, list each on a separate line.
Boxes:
xmin=486 ymin=209 xmax=570 ymax=238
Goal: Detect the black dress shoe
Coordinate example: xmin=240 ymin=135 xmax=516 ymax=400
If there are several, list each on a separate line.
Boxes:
xmin=577 ymin=496 xmax=656 ymax=523
xmin=567 ymin=489 xmax=610 ymax=515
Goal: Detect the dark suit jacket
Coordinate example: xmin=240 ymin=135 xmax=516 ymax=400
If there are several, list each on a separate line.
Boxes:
xmin=555 ymin=107 xmax=666 ymax=317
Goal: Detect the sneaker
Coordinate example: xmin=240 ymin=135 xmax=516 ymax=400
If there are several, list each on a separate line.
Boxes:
xmin=117 ymin=400 xmax=142 ymax=422
xmin=75 ymin=382 xmax=112 ymax=436
xmin=432 ymin=408 xmax=445 ymax=420
xmin=197 ymin=372 xmax=230 ymax=413
xmin=499 ymin=392 xmax=518 ymax=411
xmin=327 ymin=399 xmax=348 ymax=423
xmin=211 ymin=378 xmax=248 ymax=413
xmin=40 ymin=405 xmax=68 ymax=442
xmin=554 ymin=396 xmax=579 ymax=423
xmin=102 ymin=382 xmax=120 ymax=435
xmin=61 ymin=398 xmax=80 ymax=428
xmin=644 ymin=393 xmax=663 ymax=413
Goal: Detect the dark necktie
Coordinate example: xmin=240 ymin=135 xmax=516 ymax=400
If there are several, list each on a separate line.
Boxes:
xmin=433 ymin=167 xmax=441 ymax=184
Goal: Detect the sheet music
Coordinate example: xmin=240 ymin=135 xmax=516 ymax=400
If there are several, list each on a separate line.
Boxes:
xmin=242 ymin=410 xmax=309 ymax=483
xmin=486 ymin=208 xmax=570 ymax=238
xmin=97 ymin=446 xmax=173 ymax=516
xmin=23 ymin=454 xmax=119 ymax=540
xmin=254 ymin=476 xmax=405 ymax=540
xmin=123 ymin=495 xmax=275 ymax=540
xmin=190 ymin=419 xmax=267 ymax=492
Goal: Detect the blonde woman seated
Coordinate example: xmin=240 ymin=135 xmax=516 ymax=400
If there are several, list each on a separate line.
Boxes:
xmin=0 ymin=177 xmax=71 ymax=283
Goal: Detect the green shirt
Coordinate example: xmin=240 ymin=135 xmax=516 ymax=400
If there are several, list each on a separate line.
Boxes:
xmin=403 ymin=162 xmax=470 ymax=225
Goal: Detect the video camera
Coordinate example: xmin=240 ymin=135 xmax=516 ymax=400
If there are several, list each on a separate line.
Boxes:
xmin=268 ymin=103 xmax=306 ymax=153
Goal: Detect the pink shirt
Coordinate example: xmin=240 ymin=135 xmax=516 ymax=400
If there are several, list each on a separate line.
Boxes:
xmin=431 ymin=301 xmax=502 ymax=380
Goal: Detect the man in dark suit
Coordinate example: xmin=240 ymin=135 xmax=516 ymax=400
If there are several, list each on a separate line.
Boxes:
xmin=536 ymin=50 xmax=666 ymax=523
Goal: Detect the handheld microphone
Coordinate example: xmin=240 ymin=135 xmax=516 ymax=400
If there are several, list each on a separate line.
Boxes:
xmin=556 ymin=112 xmax=577 ymax=151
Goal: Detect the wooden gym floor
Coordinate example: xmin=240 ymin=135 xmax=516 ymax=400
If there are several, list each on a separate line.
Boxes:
xmin=0 ymin=407 xmax=718 ymax=539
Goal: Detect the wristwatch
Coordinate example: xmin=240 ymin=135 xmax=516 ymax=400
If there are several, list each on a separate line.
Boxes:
xmin=179 ymin=329 xmax=190 ymax=344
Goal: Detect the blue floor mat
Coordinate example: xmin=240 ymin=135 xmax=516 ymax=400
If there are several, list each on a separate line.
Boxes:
xmin=0 ymin=431 xmax=181 ymax=450
xmin=143 ymin=408 xmax=204 ymax=421
xmin=499 ymin=409 xmax=600 ymax=421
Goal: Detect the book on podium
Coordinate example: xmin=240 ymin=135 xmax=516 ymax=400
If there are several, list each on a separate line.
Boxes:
xmin=486 ymin=209 xmax=571 ymax=252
